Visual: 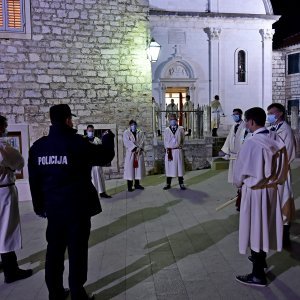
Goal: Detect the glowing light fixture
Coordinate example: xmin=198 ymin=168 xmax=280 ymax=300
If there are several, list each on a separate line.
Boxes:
xmin=146 ymin=38 xmax=161 ymax=62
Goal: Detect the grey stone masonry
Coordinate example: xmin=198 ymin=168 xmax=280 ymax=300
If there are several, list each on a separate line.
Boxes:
xmin=152 ymin=138 xmax=213 ymax=174
xmin=272 ymin=50 xmax=286 ymax=105
xmin=0 ymin=0 xmax=153 ymax=170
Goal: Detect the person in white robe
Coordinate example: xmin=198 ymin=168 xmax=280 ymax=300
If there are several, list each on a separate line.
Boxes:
xmin=182 ymin=95 xmax=193 ymax=136
xmin=123 ymin=120 xmax=146 ymax=191
xmin=163 ymin=114 xmax=186 ymax=190
xmin=267 ymin=103 xmax=296 ymax=247
xmin=0 ymin=115 xmax=33 ymax=283
xmin=86 ymin=125 xmax=111 ymax=198
xmin=233 ymin=107 xmax=289 ymax=287
xmin=165 ymin=99 xmax=178 ymax=125
xmin=220 ymin=108 xmax=248 ymax=211
xmin=210 ymin=95 xmax=225 ymax=137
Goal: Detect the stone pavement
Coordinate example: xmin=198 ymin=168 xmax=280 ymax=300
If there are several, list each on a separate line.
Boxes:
xmin=1 ymin=160 xmax=300 ymax=300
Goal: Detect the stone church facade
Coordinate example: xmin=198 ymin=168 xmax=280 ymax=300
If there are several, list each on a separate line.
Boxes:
xmin=149 ymin=0 xmax=279 ymax=132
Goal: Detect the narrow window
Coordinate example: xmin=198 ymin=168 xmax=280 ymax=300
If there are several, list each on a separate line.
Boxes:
xmin=288 ymin=53 xmax=300 ymax=75
xmin=237 ymin=50 xmax=246 ymax=82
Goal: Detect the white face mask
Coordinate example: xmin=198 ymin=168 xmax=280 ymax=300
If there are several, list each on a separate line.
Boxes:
xmin=87 ymin=131 xmax=94 ymax=138
xmin=130 ymin=125 xmax=137 ymax=132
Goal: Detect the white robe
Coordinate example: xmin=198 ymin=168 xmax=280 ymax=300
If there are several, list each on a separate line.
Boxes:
xmin=210 ymin=100 xmax=224 ymax=129
xmin=166 ymin=103 xmax=178 ymax=120
xmin=233 ymin=129 xmax=289 ymax=254
xmin=268 ymin=121 xmax=296 ymax=222
xmin=164 ymin=126 xmax=185 ymax=177
xmin=123 ymin=128 xmax=146 ymax=180
xmin=0 ymin=138 xmax=24 ymax=253
xmin=89 ymin=136 xmax=106 ymax=194
xmin=182 ymin=100 xmax=193 ymax=130
xmin=221 ymin=121 xmax=247 ymax=183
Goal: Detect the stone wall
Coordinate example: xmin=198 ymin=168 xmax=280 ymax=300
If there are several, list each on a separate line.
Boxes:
xmin=272 ymin=50 xmax=286 ymax=105
xmin=152 ymin=138 xmax=212 ymax=174
xmin=272 ymin=49 xmax=300 ymax=158
xmin=0 ymin=0 xmax=153 ymax=173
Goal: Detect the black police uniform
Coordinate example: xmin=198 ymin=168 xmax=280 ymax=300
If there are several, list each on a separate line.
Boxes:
xmin=28 ymin=123 xmax=114 ymax=300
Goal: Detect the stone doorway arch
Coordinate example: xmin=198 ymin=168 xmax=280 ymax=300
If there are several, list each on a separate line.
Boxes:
xmin=158 ymin=58 xmax=197 ymax=128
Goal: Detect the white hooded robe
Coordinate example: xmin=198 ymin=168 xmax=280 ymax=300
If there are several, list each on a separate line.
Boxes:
xmin=0 ymin=138 xmax=24 ymax=253
xmin=233 ymin=129 xmax=289 ymax=254
xmin=164 ymin=126 xmax=185 ymax=177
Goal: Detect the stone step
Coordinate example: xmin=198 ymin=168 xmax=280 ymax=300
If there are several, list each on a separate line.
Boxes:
xmin=211 ymin=158 xmax=229 ymax=170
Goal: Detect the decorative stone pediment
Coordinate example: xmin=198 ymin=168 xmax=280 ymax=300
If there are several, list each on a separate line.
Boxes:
xmin=162 ymin=60 xmax=194 ymax=79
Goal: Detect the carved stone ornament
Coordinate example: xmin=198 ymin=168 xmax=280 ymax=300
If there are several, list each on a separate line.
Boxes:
xmin=166 ymin=63 xmax=189 ymax=79
xmin=259 ymin=28 xmax=274 ymax=41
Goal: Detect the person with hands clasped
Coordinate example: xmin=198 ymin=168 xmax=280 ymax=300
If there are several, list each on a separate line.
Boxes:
xmin=163 ymin=114 xmax=186 ymax=190
xmin=123 ymin=120 xmax=146 ymax=192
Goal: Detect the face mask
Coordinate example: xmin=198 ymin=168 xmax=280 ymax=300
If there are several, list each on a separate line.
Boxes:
xmin=87 ymin=131 xmax=94 ymax=138
xmin=169 ymin=120 xmax=177 ymax=126
xmin=130 ymin=125 xmax=137 ymax=132
xmin=267 ymin=114 xmax=276 ymax=124
xmin=232 ymin=114 xmax=241 ymax=123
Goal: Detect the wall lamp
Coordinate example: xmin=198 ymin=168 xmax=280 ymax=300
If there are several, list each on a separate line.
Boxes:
xmin=146 ymin=38 xmax=161 ymax=63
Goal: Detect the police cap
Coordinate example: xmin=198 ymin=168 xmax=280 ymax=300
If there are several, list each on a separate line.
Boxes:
xmin=50 ymin=104 xmax=76 ymax=124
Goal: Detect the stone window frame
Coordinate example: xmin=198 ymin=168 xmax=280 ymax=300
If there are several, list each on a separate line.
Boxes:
xmin=287 ymin=51 xmax=300 ymax=75
xmin=0 ymin=0 xmax=31 ymax=40
xmin=234 ymin=48 xmax=248 ymax=85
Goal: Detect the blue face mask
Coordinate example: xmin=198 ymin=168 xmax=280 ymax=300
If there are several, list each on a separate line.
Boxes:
xmin=169 ymin=120 xmax=177 ymax=126
xmin=232 ymin=114 xmax=241 ymax=123
xmin=130 ymin=125 xmax=137 ymax=132
xmin=267 ymin=114 xmax=276 ymax=124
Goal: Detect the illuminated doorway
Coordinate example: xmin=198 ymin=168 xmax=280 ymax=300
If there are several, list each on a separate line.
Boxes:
xmin=165 ymin=87 xmax=188 ymax=125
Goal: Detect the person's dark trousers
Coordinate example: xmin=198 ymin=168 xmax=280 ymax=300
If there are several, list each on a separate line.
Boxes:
xmin=46 ymin=216 xmax=91 ymax=300
xmin=0 ymin=251 xmax=18 ymax=277
xmin=283 ymin=224 xmax=291 ymax=247
xmin=166 ymin=177 xmax=172 ymax=185
xmin=212 ymin=128 xmax=218 ymax=137
xmin=178 ymin=177 xmax=184 ymax=185
xmin=127 ymin=180 xmax=133 ymax=191
xmin=251 ymin=249 xmax=267 ymax=280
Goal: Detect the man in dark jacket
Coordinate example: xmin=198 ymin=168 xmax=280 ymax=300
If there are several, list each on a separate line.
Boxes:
xmin=28 ymin=104 xmax=115 ymax=300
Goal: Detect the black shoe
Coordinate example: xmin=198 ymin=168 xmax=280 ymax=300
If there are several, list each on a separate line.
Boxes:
xmin=134 ymin=184 xmax=144 ymax=190
xmin=128 ymin=188 xmax=134 ymax=192
xmin=235 ymin=273 xmax=267 ymax=287
xmin=4 ymin=268 xmax=33 ymax=283
xmin=247 ymin=256 xmax=268 ymax=269
xmin=100 ymin=192 xmax=112 ymax=198
xmin=179 ymin=184 xmax=186 ymax=190
xmin=163 ymin=184 xmax=171 ymax=190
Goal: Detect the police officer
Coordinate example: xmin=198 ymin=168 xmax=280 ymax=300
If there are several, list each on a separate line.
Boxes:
xmin=28 ymin=104 xmax=115 ymax=300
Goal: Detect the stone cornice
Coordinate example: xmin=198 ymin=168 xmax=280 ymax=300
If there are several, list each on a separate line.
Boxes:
xmin=149 ymin=10 xmax=280 ymax=21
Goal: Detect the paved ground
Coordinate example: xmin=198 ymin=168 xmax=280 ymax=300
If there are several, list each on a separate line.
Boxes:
xmin=1 ymin=160 xmax=300 ymax=300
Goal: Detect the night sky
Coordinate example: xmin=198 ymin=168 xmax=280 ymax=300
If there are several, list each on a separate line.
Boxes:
xmin=271 ymin=0 xmax=300 ymax=48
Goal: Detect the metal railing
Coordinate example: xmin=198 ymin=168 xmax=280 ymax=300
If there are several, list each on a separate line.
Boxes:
xmin=152 ymin=104 xmax=211 ymax=139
